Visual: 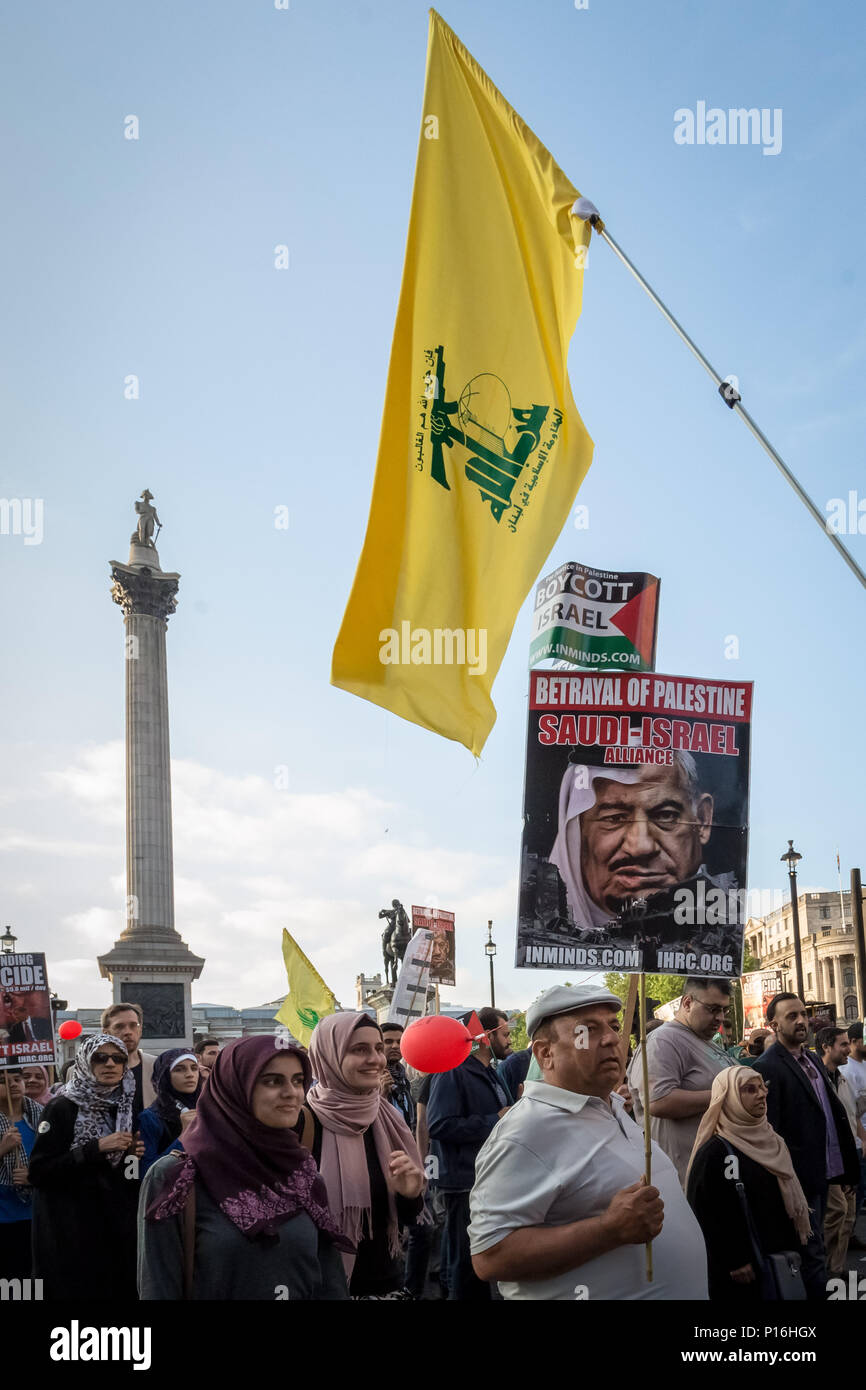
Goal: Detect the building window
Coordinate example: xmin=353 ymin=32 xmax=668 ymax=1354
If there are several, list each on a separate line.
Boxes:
xmin=844 ymin=968 xmax=855 ymax=989
xmin=845 ymin=995 xmax=859 ymax=1021
xmin=828 ymin=962 xmax=835 ymax=987
xmin=821 ymin=906 xmax=831 ymax=919
xmin=807 ymin=973 xmax=813 ymax=991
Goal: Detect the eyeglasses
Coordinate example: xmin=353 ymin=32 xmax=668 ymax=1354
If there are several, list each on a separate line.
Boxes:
xmin=92 ymin=1053 xmax=127 ymax=1067
xmin=694 ymin=1002 xmax=730 ymax=1019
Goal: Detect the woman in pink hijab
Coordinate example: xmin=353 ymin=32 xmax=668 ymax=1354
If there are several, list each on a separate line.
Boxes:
xmin=20 ymin=1067 xmax=53 ymax=1107
xmin=302 ymin=1012 xmax=425 ymax=1299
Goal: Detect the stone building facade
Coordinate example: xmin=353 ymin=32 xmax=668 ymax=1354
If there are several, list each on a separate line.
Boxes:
xmin=745 ymin=889 xmax=864 ymax=1022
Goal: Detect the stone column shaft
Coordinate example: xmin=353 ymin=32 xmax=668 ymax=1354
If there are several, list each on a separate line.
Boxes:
xmin=126 ymin=611 xmax=175 ymax=935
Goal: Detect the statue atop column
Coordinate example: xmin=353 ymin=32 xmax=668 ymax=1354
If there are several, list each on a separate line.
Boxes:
xmin=131 ymin=489 xmax=162 ymax=549
xmin=379 ymin=898 xmax=411 ymax=987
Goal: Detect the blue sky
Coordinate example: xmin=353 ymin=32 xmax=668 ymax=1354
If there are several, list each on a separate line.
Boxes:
xmin=2 ymin=0 xmax=864 ymax=1013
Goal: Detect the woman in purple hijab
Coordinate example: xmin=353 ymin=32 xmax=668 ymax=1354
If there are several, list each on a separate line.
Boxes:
xmin=138 ymin=1034 xmax=350 ymax=1300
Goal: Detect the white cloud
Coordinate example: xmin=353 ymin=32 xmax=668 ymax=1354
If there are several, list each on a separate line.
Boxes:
xmin=4 ymin=742 xmax=544 ymax=1013
xmin=61 ymin=906 xmax=122 ymax=947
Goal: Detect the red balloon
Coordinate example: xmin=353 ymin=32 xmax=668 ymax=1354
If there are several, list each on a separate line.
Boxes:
xmin=58 ymin=1020 xmax=83 ymax=1040
xmin=400 ymin=1015 xmax=472 ymax=1074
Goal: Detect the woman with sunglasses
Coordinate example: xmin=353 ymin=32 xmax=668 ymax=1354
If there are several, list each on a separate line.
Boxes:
xmin=29 ymin=1033 xmax=144 ymax=1300
xmin=686 ymin=1066 xmax=811 ymax=1301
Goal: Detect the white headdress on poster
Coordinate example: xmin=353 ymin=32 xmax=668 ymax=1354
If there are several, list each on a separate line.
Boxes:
xmin=549 ymin=764 xmax=642 ymax=928
xmin=549 ymin=753 xmax=708 ymax=928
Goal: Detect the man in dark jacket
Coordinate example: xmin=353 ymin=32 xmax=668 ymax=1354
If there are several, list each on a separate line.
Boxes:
xmin=426 ymin=1012 xmax=511 ymax=1299
xmin=755 ymin=993 xmax=859 ymax=1299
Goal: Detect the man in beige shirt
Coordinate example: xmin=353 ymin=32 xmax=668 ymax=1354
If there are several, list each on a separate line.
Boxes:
xmin=627 ymin=976 xmax=737 ymax=1186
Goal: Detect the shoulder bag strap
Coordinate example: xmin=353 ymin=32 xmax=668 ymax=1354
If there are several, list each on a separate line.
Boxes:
xmin=720 ymin=1139 xmax=766 ymax=1270
xmin=182 ymin=1178 xmax=196 ymax=1301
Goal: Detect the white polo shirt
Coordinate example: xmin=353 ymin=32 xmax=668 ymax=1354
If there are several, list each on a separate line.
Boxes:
xmin=469 ymin=1080 xmax=708 ymax=1301
xmin=840 ymin=1055 xmax=866 ymax=1120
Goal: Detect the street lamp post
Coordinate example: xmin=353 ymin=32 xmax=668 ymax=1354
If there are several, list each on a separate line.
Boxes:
xmin=781 ymin=840 xmax=805 ymax=1005
xmin=484 ymin=920 xmax=497 ymax=1008
xmin=1 ymin=925 xmax=17 ymax=955
xmin=50 ymin=993 xmax=67 ymax=1038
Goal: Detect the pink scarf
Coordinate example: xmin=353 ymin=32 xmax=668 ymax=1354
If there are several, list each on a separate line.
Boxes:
xmin=306 ymin=1013 xmax=424 ymax=1271
xmin=23 ymin=1066 xmax=53 ymax=1106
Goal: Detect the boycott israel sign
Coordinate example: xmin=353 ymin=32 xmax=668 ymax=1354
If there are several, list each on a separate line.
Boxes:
xmin=529 ymin=562 xmax=659 ymax=671
xmin=411 ymin=905 xmax=456 ymax=987
xmin=742 ymin=968 xmax=784 ymax=1032
xmin=515 ymin=671 xmax=752 ymax=977
xmin=0 ymin=952 xmax=57 ymax=1067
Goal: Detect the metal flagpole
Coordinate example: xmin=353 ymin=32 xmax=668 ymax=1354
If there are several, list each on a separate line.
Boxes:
xmin=573 ymin=200 xmax=866 ymax=594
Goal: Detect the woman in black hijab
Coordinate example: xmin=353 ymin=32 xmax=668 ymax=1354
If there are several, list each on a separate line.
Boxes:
xmin=138 ymin=1048 xmax=202 ymax=1175
xmin=139 ymin=1035 xmax=350 ymax=1300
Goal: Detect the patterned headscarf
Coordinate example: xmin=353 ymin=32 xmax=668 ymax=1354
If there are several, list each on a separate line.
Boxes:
xmin=64 ymin=1033 xmax=135 ymax=1165
xmin=147 ymin=1035 xmax=351 ymax=1248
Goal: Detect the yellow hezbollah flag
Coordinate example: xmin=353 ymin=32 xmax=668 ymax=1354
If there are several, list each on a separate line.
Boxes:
xmin=331 ymin=10 xmax=594 ymax=756
xmin=275 ymin=929 xmax=337 ymax=1048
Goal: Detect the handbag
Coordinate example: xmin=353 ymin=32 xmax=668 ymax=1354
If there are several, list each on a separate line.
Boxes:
xmin=721 ymin=1141 xmax=807 ymax=1301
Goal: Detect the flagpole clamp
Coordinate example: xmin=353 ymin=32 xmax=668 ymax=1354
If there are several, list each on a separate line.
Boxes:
xmin=719 ymin=380 xmax=742 ymax=409
xmin=571 ymin=197 xmax=605 ymax=234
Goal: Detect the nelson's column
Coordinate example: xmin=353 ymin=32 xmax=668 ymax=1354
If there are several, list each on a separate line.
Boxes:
xmin=97 ymin=492 xmax=204 ymax=1046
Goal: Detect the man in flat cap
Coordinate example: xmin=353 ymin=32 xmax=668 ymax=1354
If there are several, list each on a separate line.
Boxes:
xmin=468 ymin=983 xmax=708 ymax=1300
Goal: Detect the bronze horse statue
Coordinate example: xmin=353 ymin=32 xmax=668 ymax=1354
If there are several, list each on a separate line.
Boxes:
xmin=379 ymin=899 xmax=412 ymax=987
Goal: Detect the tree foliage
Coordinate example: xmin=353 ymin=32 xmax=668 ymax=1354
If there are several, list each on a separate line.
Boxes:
xmin=605 ymin=947 xmax=762 ymax=1042
xmin=507 ymin=983 xmax=579 ymax=1054
xmin=604 ymin=972 xmax=686 ymax=1029
xmin=509 ymin=1011 xmax=528 ymax=1052
xmin=729 ymin=945 xmax=761 ymax=1039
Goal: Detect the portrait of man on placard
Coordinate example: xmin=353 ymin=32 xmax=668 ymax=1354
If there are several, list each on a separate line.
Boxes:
xmin=551 ymin=755 xmax=728 ymax=922
xmin=429 ymin=927 xmax=456 ymax=986
xmin=1 ymin=989 xmax=53 ymax=1043
xmin=517 ymin=738 xmax=749 ymax=972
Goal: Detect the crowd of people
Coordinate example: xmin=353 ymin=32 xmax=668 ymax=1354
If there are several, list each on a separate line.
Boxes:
xmin=1 ymin=983 xmax=864 ymax=1301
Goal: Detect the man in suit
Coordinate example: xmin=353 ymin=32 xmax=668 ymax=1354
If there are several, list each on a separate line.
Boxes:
xmin=755 ymin=992 xmax=859 ymax=1299
xmin=4 ymin=991 xmax=54 ymax=1043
